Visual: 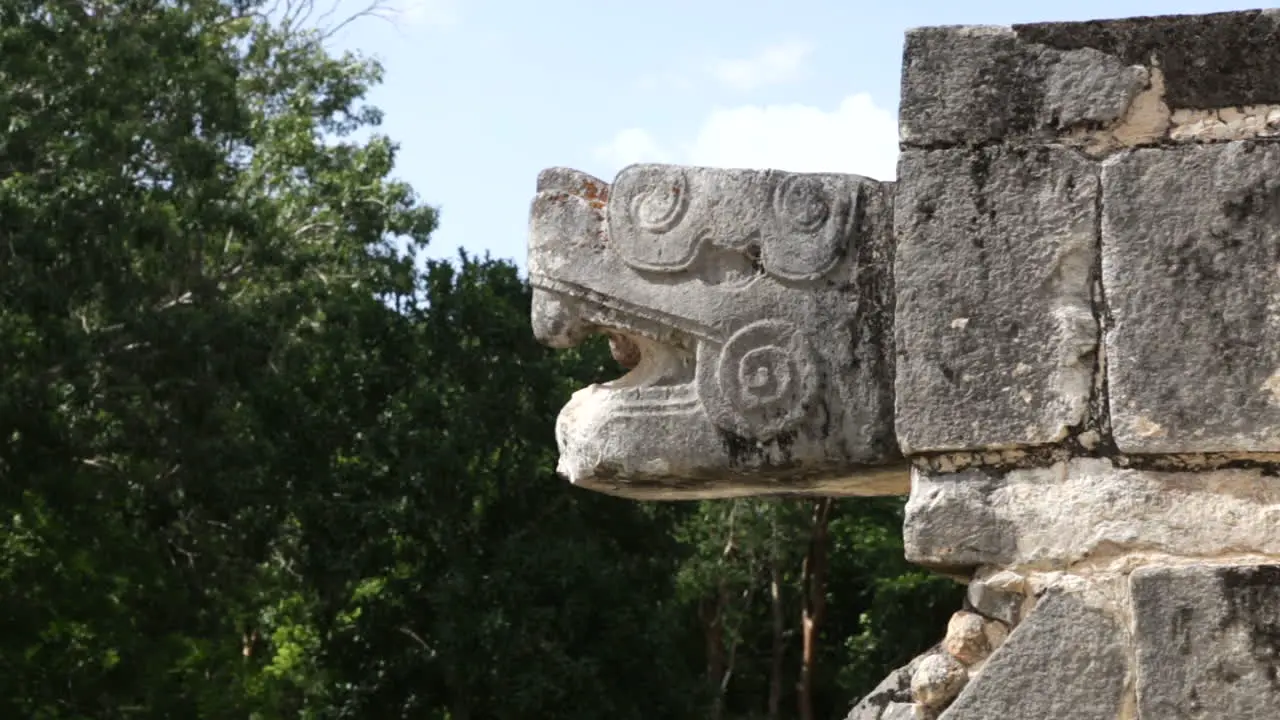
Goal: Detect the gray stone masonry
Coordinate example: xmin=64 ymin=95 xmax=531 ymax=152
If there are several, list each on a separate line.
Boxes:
xmin=527 ymin=7 xmax=1280 ymax=720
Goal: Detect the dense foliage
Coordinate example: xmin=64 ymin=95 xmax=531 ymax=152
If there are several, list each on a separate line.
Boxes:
xmin=0 ymin=1 xmax=961 ymax=718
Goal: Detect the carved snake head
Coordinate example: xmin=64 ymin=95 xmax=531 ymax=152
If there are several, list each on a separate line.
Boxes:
xmin=528 ymin=163 xmax=905 ymax=499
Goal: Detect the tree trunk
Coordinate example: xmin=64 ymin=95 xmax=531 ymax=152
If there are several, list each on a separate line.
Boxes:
xmin=706 ymin=503 xmax=740 ymax=720
xmin=769 ymin=556 xmax=785 ymax=720
xmin=797 ymin=498 xmax=833 ymax=720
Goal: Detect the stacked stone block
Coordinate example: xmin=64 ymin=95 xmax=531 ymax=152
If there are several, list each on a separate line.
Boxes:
xmin=528 ymin=8 xmax=1280 ymax=720
xmin=889 ymin=10 xmax=1280 ymax=720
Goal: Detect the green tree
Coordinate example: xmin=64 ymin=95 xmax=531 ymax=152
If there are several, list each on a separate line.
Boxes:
xmin=0 ymin=0 xmax=429 ymax=715
xmin=0 ymin=2 xmax=964 ymax=718
xmin=0 ymin=2 xmax=702 ymax=717
xmin=287 ymin=256 xmax=703 ymax=719
xmin=668 ymin=497 xmax=962 ymax=720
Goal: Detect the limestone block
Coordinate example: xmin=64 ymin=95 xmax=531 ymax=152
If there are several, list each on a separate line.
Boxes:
xmin=911 ymin=653 xmax=967 ymax=710
xmin=900 ymin=26 xmax=1147 ymax=148
xmin=1102 ymin=142 xmax=1280 ymax=453
xmin=1132 ymin=564 xmax=1280 ymax=719
xmin=904 ymin=458 xmax=1280 ymax=570
xmin=942 ymin=611 xmax=990 ymax=666
xmin=901 ymin=10 xmax=1280 ymax=148
xmin=894 ymin=146 xmax=1098 ymax=454
xmin=965 ymin=572 xmax=1023 ymax=626
xmin=528 ymin=164 xmax=903 ymax=500
xmin=939 ymin=590 xmax=1127 ymax=719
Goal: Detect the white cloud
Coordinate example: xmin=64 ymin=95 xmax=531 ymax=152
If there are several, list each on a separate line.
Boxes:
xmin=592 ymin=93 xmax=899 ymax=182
xmin=392 ymin=0 xmax=458 ymax=27
xmin=708 ymin=40 xmax=812 ymax=91
xmin=592 ymin=127 xmax=675 ymax=170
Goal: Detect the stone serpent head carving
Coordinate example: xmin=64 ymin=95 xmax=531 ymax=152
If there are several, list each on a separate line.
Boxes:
xmin=528 ymin=163 xmax=903 ymax=499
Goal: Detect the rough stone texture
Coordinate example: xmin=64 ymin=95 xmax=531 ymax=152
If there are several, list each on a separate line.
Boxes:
xmin=1016 ymin=10 xmax=1280 ymax=110
xmin=1169 ymin=105 xmax=1280 ymax=143
xmin=1102 ymin=142 xmax=1280 ymax=453
xmin=894 ymin=146 xmax=1098 ymax=454
xmin=939 ymin=590 xmax=1127 ymax=719
xmin=965 ymin=572 xmax=1024 ymax=626
xmin=1132 ymin=564 xmax=1280 ymax=719
xmin=911 ymin=653 xmax=968 ymax=710
xmin=900 ymin=25 xmax=1147 ymax=147
xmin=525 ymin=8 xmax=1280 ymax=719
xmin=845 ymin=651 xmax=930 ymax=720
xmin=528 ymin=164 xmax=904 ymax=499
xmin=942 ymin=611 xmax=990 ymax=665
xmin=901 ymin=10 xmax=1280 ymax=147
xmin=904 ymin=458 xmax=1280 ymax=571
xmin=982 ymin=619 xmax=1009 ymax=656
xmin=879 ymin=703 xmax=917 ymax=720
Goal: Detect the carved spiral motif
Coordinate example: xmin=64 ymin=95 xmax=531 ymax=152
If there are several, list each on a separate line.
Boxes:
xmin=628 ymin=166 xmax=690 ymax=234
xmin=773 ymin=175 xmax=831 ymax=233
xmin=715 ymin=320 xmax=818 ymax=438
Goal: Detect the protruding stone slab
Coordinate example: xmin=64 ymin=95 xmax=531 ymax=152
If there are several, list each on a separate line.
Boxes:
xmin=939 ymin=590 xmax=1127 ymax=719
xmin=894 ymin=146 xmax=1098 ymax=454
xmin=1102 ymin=142 xmax=1280 ymax=453
xmin=905 ymin=459 xmax=1280 ymax=571
xmin=901 ymin=10 xmax=1280 ymax=149
xmin=1132 ymin=564 xmax=1280 ymax=719
xmin=528 ymin=164 xmax=903 ymax=500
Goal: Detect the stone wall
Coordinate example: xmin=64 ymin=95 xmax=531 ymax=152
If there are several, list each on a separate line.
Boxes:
xmin=528 ymin=8 xmax=1280 ymax=720
xmin=869 ymin=12 xmax=1280 ymax=719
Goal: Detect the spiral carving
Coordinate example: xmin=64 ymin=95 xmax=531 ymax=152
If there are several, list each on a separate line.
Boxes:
xmin=773 ymin=175 xmax=831 ymax=233
xmin=714 ymin=320 xmax=818 ymax=438
xmin=763 ymin=173 xmax=852 ymax=282
xmin=628 ymin=166 xmax=690 ymax=234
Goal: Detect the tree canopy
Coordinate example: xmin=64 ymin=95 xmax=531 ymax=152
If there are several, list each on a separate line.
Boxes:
xmin=0 ymin=2 xmax=960 ymax=718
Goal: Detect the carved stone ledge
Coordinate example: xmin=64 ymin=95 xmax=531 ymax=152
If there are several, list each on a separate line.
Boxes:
xmin=528 ymin=164 xmax=901 ymax=499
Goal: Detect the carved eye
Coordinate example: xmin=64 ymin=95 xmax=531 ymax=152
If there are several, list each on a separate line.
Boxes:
xmin=774 ymin=175 xmax=830 ymax=233
xmin=735 ymin=346 xmax=794 ymax=408
xmin=762 ymin=174 xmax=854 ymax=282
xmin=629 ymin=168 xmax=690 ymax=233
xmin=710 ymin=319 xmax=819 ymax=439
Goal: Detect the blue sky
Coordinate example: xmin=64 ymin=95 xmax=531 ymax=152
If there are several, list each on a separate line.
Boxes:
xmin=322 ymin=0 xmax=1269 ymax=270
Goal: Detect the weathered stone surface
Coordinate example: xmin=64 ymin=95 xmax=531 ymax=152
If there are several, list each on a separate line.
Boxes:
xmin=905 ymin=458 xmax=1280 ymax=570
xmin=1132 ymin=564 xmax=1280 ymax=719
xmin=894 ymin=146 xmax=1098 ymax=454
xmin=1016 ymin=11 xmax=1280 ymax=110
xmin=900 ymin=25 xmax=1147 ymax=147
xmin=1102 ymin=142 xmax=1280 ymax=453
xmin=901 ymin=10 xmax=1280 ymax=148
xmin=982 ymin=619 xmax=1009 ymax=656
xmin=965 ymin=572 xmax=1024 ymax=626
xmin=528 ymin=164 xmax=904 ymax=499
xmin=879 ymin=703 xmax=917 ymax=720
xmin=942 ymin=611 xmax=991 ymax=666
xmin=939 ymin=590 xmax=1127 ymax=719
xmin=845 ymin=651 xmax=930 ymax=720
xmin=911 ymin=653 xmax=967 ymax=710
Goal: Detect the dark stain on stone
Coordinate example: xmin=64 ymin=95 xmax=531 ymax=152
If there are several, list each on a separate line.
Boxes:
xmin=1014 ymin=10 xmax=1280 ymax=109
xmin=1221 ymin=179 xmax=1280 ymax=226
xmin=1217 ymin=564 xmax=1280 ymax=688
xmin=719 ymin=428 xmax=796 ymax=469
